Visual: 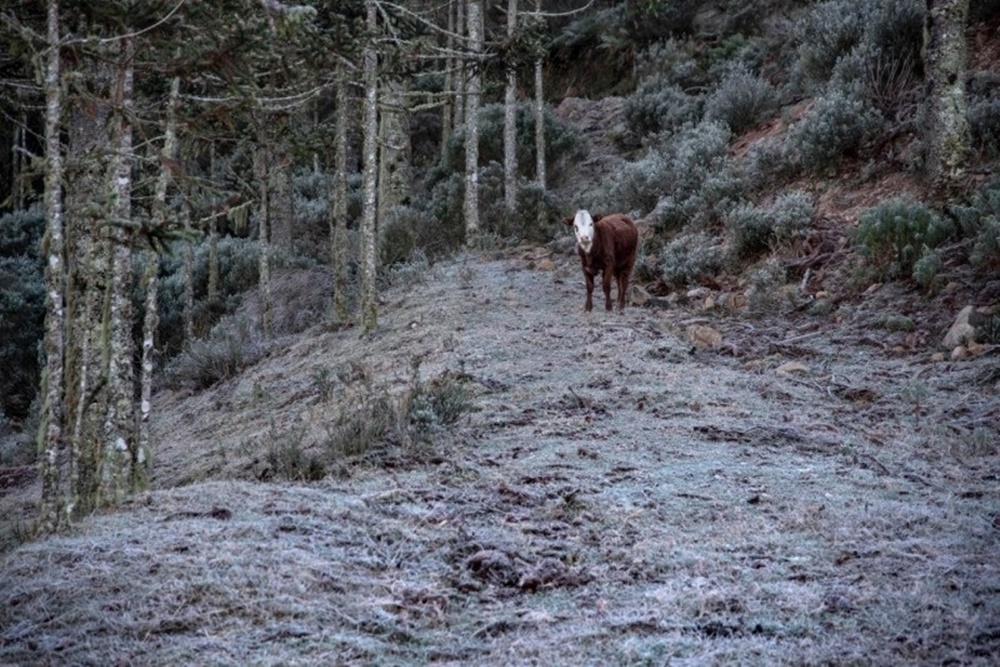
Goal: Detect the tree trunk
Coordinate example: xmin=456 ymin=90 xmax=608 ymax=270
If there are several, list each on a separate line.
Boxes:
xmin=207 ymin=143 xmax=220 ymax=305
xmin=924 ymin=0 xmax=970 ymax=195
xmin=101 ymin=35 xmax=138 ymax=504
xmin=464 ymin=0 xmax=483 ymax=239
xmin=182 ymin=201 xmax=195 ymax=341
xmin=534 ymin=0 xmax=546 ymax=193
xmin=331 ymin=65 xmax=350 ymax=324
xmin=441 ymin=0 xmax=456 ymax=163
xmin=360 ymin=0 xmax=379 ymax=335
xmin=140 ymin=74 xmax=180 ymax=480
xmin=254 ymin=123 xmax=275 ymax=339
xmin=38 ymin=0 xmax=66 ymax=532
xmin=453 ymin=0 xmax=465 ymax=129
xmin=378 ymin=80 xmax=412 ymax=236
xmin=64 ymin=56 xmax=113 ymax=518
xmin=503 ymin=0 xmax=519 ymax=214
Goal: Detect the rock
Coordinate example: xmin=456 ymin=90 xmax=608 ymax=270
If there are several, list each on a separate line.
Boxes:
xmin=687 ymin=324 xmax=723 ymax=350
xmin=631 ymin=283 xmax=651 ymax=306
xmin=942 ymin=305 xmax=976 ymax=349
xmin=535 ymin=258 xmax=555 ymax=272
xmin=776 ymin=361 xmax=810 ymax=375
xmin=951 ymin=345 xmax=968 ymax=360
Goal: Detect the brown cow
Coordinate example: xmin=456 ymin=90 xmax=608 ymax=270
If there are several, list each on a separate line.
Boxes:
xmin=562 ymin=210 xmax=639 ymax=312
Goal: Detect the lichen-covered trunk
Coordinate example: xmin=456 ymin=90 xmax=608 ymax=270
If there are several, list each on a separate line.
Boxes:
xmin=207 ymin=142 xmax=220 ymax=305
xmin=331 ymin=67 xmax=350 ymax=324
xmin=102 ymin=35 xmax=138 ymax=505
xmin=464 ymin=0 xmax=483 ymax=239
xmin=64 ymin=56 xmax=112 ymax=518
xmin=924 ymin=0 xmax=970 ymax=195
xmin=38 ymin=0 xmax=66 ymax=532
xmin=360 ymin=0 xmax=379 ymax=335
xmin=182 ymin=201 xmax=195 ymax=342
xmin=503 ymin=0 xmax=518 ymax=214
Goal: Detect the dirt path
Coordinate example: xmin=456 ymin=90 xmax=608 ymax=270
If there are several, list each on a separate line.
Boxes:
xmin=2 ymin=251 xmax=999 ymax=665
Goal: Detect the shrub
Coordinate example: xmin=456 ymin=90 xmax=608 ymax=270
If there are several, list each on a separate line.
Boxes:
xmin=787 ymin=86 xmax=885 ymax=172
xmin=704 ymin=64 xmax=777 ymax=135
xmin=623 ymin=0 xmax=700 ymax=46
xmin=746 ymin=257 xmax=789 ymax=317
xmin=659 ymin=232 xmax=725 ymax=288
xmin=968 ymin=92 xmax=1000 ymax=160
xmin=163 ymin=315 xmax=270 ymax=391
xmin=793 ymin=0 xmax=923 ymax=90
xmin=606 ymin=120 xmax=742 ymax=228
xmin=852 ymin=196 xmax=955 ymax=281
xmin=725 ymin=191 xmax=813 ymax=263
xmin=633 ymin=39 xmax=704 ymax=90
xmin=625 ymin=78 xmax=703 ymax=138
xmin=952 ymin=180 xmax=1000 ymax=271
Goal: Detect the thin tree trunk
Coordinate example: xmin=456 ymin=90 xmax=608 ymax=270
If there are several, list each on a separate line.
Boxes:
xmin=38 ymin=0 xmax=66 ymax=532
xmin=255 ymin=123 xmax=275 ymax=339
xmin=441 ymin=0 xmax=455 ymax=163
xmin=464 ymin=0 xmax=483 ymax=239
xmin=503 ymin=0 xmax=519 ymax=214
xmin=207 ymin=142 xmax=220 ymax=305
xmin=924 ymin=0 xmax=970 ymax=195
xmin=454 ymin=0 xmax=465 ymax=129
xmin=534 ymin=0 xmax=546 ymax=193
xmin=182 ymin=201 xmax=195 ymax=341
xmin=331 ymin=66 xmax=350 ymax=324
xmin=360 ymin=0 xmax=379 ymax=335
xmin=140 ymin=74 xmax=180 ymax=479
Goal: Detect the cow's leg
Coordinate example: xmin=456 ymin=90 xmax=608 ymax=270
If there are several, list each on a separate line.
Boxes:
xmin=617 ymin=271 xmax=629 ymax=311
xmin=602 ymin=268 xmax=614 ymax=311
xmin=584 ymin=271 xmax=594 ymax=312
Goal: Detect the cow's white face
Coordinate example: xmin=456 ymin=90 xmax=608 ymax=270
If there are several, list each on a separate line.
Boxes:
xmin=572 ymin=210 xmax=595 ymax=254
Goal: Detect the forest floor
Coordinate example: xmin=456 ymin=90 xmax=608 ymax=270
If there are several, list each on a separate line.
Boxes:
xmin=2 ymin=238 xmax=999 ymax=664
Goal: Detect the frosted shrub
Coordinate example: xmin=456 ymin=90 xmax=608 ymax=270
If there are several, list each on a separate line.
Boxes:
xmin=634 ymin=39 xmax=703 ymax=89
xmin=704 ymin=64 xmax=776 ymax=135
xmin=746 ymin=257 xmax=789 ymax=317
xmin=659 ymin=232 xmax=724 ymax=288
xmin=625 ymin=78 xmax=703 ymax=138
xmin=788 ymin=86 xmax=885 ymax=172
xmin=968 ymin=94 xmax=1000 ymax=160
xmin=726 ymin=190 xmax=814 ymax=263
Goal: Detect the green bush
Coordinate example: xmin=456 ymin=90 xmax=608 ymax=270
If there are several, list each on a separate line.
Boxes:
xmin=704 ymin=64 xmax=777 ymax=135
xmin=853 ymin=196 xmax=955 ymax=281
xmin=952 ymin=180 xmax=1000 ymax=271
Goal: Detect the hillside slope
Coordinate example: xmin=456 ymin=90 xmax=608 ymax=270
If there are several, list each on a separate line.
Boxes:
xmin=2 ymin=248 xmax=998 ymax=664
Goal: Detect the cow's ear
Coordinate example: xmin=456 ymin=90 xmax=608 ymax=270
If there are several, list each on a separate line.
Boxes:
xmin=561 ymin=217 xmax=574 ymax=227
xmin=591 ymin=213 xmax=603 ymax=223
